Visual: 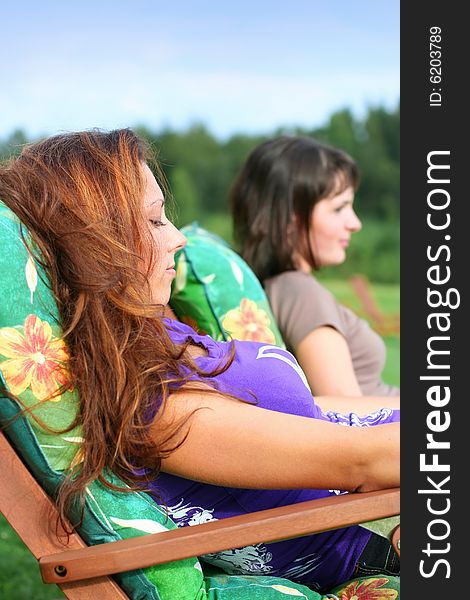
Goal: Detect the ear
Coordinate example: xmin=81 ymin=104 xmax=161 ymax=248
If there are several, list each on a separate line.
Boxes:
xmin=286 ymin=215 xmax=298 ymax=244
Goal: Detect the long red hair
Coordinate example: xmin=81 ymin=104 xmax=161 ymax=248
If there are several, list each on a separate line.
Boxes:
xmin=0 ymin=129 xmax=230 ymax=527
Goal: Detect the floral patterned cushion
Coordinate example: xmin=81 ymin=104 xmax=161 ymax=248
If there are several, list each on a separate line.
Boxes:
xmin=170 ymin=223 xmax=285 ymax=347
xmin=331 ymin=575 xmax=400 ymax=599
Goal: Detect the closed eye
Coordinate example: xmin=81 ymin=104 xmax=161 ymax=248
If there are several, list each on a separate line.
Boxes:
xmin=334 ymin=201 xmax=354 ymax=213
xmin=149 ymin=219 xmax=167 ymax=227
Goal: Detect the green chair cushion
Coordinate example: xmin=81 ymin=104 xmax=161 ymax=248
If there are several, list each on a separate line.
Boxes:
xmin=170 ymin=223 xmax=284 ymax=347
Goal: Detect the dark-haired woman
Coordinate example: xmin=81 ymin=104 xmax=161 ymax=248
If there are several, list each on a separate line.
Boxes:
xmin=231 ymin=136 xmax=399 ymax=397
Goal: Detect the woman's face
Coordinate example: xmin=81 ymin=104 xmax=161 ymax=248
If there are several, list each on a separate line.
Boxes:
xmin=303 ymin=185 xmax=362 ymax=270
xmin=142 ymin=164 xmax=186 ymax=305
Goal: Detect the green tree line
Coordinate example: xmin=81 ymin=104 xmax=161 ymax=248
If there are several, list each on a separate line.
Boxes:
xmin=0 ymin=104 xmax=400 ymax=282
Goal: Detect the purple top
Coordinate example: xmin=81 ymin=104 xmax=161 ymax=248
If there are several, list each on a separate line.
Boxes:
xmin=148 ymin=319 xmax=399 ymax=591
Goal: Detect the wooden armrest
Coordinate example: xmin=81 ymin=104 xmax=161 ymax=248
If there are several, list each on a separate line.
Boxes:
xmin=40 ymin=488 xmax=399 ymax=584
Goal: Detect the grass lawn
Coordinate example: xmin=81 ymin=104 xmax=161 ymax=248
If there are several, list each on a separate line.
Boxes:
xmin=0 ymin=278 xmax=399 ymax=597
xmin=381 ymin=335 xmax=400 ymax=389
xmin=320 ymin=277 xmax=400 ymax=388
xmin=0 ymin=513 xmax=64 ymax=599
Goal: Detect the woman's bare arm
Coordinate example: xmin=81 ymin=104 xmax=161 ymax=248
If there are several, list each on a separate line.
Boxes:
xmin=153 ymin=388 xmax=399 ymax=493
xmin=296 ymin=326 xmax=363 ymax=396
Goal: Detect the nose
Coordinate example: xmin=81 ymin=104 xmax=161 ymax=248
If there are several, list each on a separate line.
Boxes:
xmin=347 ymin=209 xmax=362 ymax=233
xmin=169 ymin=221 xmax=187 ymax=254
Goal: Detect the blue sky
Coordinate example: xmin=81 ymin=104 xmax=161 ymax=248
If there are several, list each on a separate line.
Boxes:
xmin=2 ymin=0 xmax=399 ymax=140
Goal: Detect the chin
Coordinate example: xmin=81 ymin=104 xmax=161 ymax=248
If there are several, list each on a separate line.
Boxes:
xmin=323 ymin=253 xmax=347 ymax=267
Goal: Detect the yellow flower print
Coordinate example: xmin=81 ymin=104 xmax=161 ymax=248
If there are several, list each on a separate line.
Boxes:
xmin=222 ymin=298 xmax=276 ymax=344
xmin=0 ymin=314 xmax=71 ymax=401
xmin=339 ymin=577 xmax=398 ymax=600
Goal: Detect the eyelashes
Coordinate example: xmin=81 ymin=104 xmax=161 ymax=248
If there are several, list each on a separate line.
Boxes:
xmin=149 ymin=219 xmax=167 ymax=227
xmin=334 ymin=202 xmax=353 ymax=213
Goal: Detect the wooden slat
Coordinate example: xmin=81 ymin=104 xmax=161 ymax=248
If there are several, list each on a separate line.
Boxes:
xmin=58 ymin=578 xmax=128 ymax=600
xmin=0 ymin=431 xmax=128 ymax=599
xmin=40 ymin=488 xmax=399 ymax=584
xmin=349 ymin=274 xmax=400 ymax=336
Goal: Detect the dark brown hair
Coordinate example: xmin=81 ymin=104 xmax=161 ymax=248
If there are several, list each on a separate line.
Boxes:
xmin=0 ymin=128 xmax=230 ymax=528
xmin=230 ymin=136 xmax=359 ymax=281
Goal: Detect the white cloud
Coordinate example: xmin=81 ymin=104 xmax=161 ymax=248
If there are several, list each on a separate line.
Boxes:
xmin=2 ymin=65 xmax=399 ymax=139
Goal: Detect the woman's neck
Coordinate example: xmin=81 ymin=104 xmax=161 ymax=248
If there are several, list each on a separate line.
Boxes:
xmin=292 ymin=251 xmax=313 ymax=274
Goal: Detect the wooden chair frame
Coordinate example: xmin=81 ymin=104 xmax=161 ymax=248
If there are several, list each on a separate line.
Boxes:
xmin=1 ymin=430 xmax=399 ymax=599
xmin=349 ymin=274 xmax=400 ymax=336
